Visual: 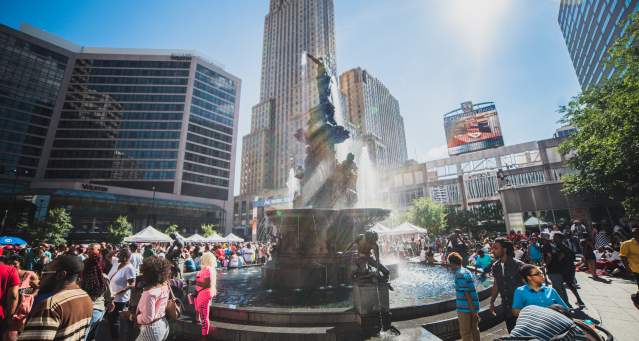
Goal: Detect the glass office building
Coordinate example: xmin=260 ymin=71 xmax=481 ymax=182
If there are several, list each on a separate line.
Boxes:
xmin=0 ymin=24 xmax=240 ymax=236
xmin=558 ymin=0 xmax=639 ymax=89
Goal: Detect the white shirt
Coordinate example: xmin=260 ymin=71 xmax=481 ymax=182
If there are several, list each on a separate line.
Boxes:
xmin=107 ymin=263 xmax=136 ymax=303
xmin=241 ymin=247 xmax=254 ymax=263
xmin=514 ymin=249 xmax=524 ymax=260
xmin=130 ymin=252 xmax=143 ymax=273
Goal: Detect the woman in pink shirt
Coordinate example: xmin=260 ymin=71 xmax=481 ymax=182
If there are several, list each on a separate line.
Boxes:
xmin=135 ymin=256 xmax=172 ymax=341
xmin=194 ymin=252 xmax=217 ymax=338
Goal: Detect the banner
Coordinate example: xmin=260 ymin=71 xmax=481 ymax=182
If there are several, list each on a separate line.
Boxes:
xmin=444 ymin=102 xmax=504 ymax=155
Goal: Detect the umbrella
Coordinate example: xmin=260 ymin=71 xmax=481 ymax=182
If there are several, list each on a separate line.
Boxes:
xmin=0 ymin=236 xmax=27 ymax=245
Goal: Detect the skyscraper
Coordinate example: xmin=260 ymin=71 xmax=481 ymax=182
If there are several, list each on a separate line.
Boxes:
xmin=0 ymin=23 xmax=240 ymax=234
xmin=339 ymin=67 xmax=408 ymax=168
xmin=241 ymin=0 xmax=337 ymax=196
xmin=558 ymin=0 xmax=638 ymax=89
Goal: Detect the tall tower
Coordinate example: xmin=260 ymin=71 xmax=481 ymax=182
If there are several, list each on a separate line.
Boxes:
xmin=241 ymin=0 xmax=337 ymax=196
xmin=340 ymin=68 xmax=408 ymax=168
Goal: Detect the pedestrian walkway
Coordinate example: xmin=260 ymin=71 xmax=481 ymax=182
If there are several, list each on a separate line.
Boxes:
xmin=567 ymin=271 xmax=639 ymax=341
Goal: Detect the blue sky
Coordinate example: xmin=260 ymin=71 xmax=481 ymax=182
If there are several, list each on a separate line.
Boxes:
xmin=0 ymin=0 xmax=581 ymax=195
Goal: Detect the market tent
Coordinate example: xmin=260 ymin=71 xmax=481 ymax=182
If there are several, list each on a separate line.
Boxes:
xmin=386 ymin=223 xmax=421 ymax=236
xmin=205 ymin=233 xmax=226 ymax=243
xmin=398 ymin=222 xmax=427 ymax=234
xmin=124 ymin=226 xmax=172 ymax=243
xmin=524 ymin=216 xmax=548 ymax=227
xmin=185 ymin=233 xmax=205 ymax=242
xmin=225 ymin=233 xmax=244 ymax=242
xmin=368 ymin=223 xmax=390 ymax=235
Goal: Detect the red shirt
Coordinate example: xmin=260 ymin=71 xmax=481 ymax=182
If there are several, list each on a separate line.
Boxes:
xmin=0 ymin=263 xmax=20 ymax=320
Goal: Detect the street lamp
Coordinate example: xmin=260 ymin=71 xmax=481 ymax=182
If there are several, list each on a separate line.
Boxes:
xmin=1 ymin=168 xmax=27 ymax=235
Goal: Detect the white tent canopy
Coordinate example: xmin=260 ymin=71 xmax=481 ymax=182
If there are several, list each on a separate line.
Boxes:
xmin=386 ymin=222 xmax=426 ymax=236
xmin=185 ymin=233 xmax=205 ymax=242
xmin=225 ymin=233 xmax=244 ymax=242
xmin=124 ymin=226 xmax=172 ymax=243
xmin=368 ymin=223 xmax=390 ymax=235
xmin=206 ymin=234 xmax=226 ymax=243
xmin=524 ymin=216 xmax=548 ymax=227
xmin=399 ymin=222 xmax=427 ymax=234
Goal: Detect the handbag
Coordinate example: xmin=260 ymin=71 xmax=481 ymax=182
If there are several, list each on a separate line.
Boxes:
xmin=165 ymin=283 xmax=182 ymax=320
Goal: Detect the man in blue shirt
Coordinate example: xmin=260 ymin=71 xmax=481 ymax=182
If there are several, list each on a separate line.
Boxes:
xmin=512 ymin=264 xmax=569 ymax=316
xmin=449 ymin=252 xmax=480 ymax=341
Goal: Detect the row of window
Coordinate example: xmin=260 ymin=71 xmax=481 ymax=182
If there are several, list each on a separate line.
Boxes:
xmin=77 ymin=59 xmax=190 ymax=69
xmin=0 ymin=96 xmax=54 ymax=116
xmin=1 ymin=141 xmax=41 ymax=156
xmin=183 ymin=161 xmax=229 ymax=178
xmin=73 ymin=67 xmax=190 ymax=77
xmin=184 ymin=152 xmax=229 ymax=170
xmin=182 ymin=171 xmax=228 ymax=187
xmin=189 ymin=115 xmax=233 ymax=136
xmin=188 ymin=123 xmax=232 ymax=143
xmin=55 ymin=130 xmax=181 ymax=140
xmin=194 ymin=79 xmax=235 ymax=103
xmin=0 ymin=119 xmax=48 ymax=137
xmin=0 ymin=31 xmax=69 ymax=65
xmin=0 ymin=153 xmax=39 ymax=167
xmin=71 ymin=76 xmax=188 ymax=85
xmin=2 ymin=107 xmax=50 ymax=127
xmin=190 ymin=105 xmax=233 ymax=127
xmin=0 ymin=130 xmax=45 ymax=146
xmin=53 ymin=140 xmax=179 ymax=149
xmin=66 ymin=84 xmax=187 ymax=94
xmin=195 ymin=64 xmax=235 ymax=94
xmin=47 ymin=159 xmax=177 ymax=170
xmin=187 ymin=133 xmax=231 ymax=152
xmin=191 ymin=96 xmax=233 ymax=119
xmin=50 ymin=149 xmax=178 ymax=159
xmin=63 ymin=101 xmax=184 ymax=112
xmin=0 ymin=79 xmax=60 ymax=107
xmin=60 ymin=111 xmax=183 ymax=121
xmin=65 ymin=93 xmax=186 ymax=103
xmin=45 ymin=169 xmax=175 ymax=180
xmin=57 ymin=120 xmax=182 ymax=130
xmin=186 ymin=142 xmax=231 ymax=161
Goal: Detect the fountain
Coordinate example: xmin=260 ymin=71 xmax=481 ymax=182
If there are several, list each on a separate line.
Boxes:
xmin=174 ymin=53 xmax=495 ymax=341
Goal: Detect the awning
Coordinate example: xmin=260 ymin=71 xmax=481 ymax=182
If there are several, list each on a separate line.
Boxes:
xmin=124 ymin=226 xmax=172 ymax=243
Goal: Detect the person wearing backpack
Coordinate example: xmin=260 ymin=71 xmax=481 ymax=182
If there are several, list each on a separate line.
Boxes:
xmin=81 ymin=243 xmax=111 ymax=341
xmin=4 ymin=255 xmax=39 ymax=341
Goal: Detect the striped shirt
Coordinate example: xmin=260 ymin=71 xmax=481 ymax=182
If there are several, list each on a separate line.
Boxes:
xmin=454 ymin=267 xmax=479 ymax=313
xmin=510 ymin=305 xmax=586 ymax=341
xmin=19 ymin=288 xmax=93 ymax=341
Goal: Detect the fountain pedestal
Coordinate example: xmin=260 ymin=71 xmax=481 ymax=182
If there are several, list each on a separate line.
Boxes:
xmin=352 ymin=281 xmax=391 ymax=337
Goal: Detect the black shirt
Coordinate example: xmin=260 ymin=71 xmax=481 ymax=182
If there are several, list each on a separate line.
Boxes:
xmin=491 ymin=257 xmax=525 ymax=307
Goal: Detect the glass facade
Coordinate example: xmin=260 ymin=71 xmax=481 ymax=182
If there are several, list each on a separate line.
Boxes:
xmin=181 ymin=63 xmax=236 ymax=200
xmin=46 ymin=58 xmax=189 ymax=191
xmin=558 ymin=0 xmax=639 ymax=89
xmin=0 ymin=29 xmax=69 ymax=186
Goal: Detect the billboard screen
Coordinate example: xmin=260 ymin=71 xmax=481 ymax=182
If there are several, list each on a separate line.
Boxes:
xmin=444 ymin=102 xmax=504 ymax=155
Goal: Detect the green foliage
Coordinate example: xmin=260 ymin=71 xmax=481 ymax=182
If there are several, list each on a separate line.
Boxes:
xmin=107 ymin=215 xmax=132 ymax=244
xmin=200 ymin=223 xmax=217 ymax=237
xmin=22 ymin=207 xmax=73 ymax=245
xmin=445 ymin=207 xmax=477 ymax=230
xmin=163 ymin=223 xmax=179 ymax=235
xmin=559 ymin=13 xmax=639 ymax=218
xmin=404 ymin=197 xmax=446 ymax=235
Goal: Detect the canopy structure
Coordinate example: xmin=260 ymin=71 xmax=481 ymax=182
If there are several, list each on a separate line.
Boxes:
xmin=386 ymin=222 xmax=427 ymax=236
xmin=225 ymin=233 xmax=244 ymax=242
xmin=124 ymin=226 xmax=172 ymax=243
xmin=0 ymin=236 xmax=27 ymax=245
xmin=368 ymin=223 xmax=390 ymax=235
xmin=185 ymin=233 xmax=205 ymax=242
xmin=206 ymin=233 xmax=226 ymax=243
xmin=524 ymin=216 xmax=548 ymax=227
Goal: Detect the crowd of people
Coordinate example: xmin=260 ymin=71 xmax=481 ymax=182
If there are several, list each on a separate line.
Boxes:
xmin=438 ymin=218 xmax=639 ymax=341
xmin=0 ymin=239 xmax=273 ymax=341
xmin=0 ymin=217 xmax=637 ymax=341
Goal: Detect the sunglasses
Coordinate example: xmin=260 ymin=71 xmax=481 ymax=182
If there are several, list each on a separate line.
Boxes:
xmin=528 ymin=272 xmax=543 ymax=277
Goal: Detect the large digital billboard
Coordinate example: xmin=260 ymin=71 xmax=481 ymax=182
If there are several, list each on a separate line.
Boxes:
xmin=444 ymin=101 xmax=504 ymax=155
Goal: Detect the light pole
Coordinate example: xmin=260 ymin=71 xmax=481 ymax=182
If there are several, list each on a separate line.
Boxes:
xmin=1 ymin=169 xmax=25 ymax=235
xmin=152 ymin=186 xmax=156 ymax=226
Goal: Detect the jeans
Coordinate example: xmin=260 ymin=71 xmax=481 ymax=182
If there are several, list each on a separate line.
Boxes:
xmin=548 ymin=273 xmax=569 ymax=306
xmin=106 ymin=302 xmax=128 ymax=340
xmin=85 ymin=309 xmax=106 ymax=341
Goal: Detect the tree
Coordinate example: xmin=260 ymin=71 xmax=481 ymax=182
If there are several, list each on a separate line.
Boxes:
xmin=22 ymin=207 xmax=73 ymax=245
xmin=559 ymin=13 xmax=639 ymax=218
xmin=163 ymin=224 xmax=179 ymax=235
xmin=200 ymin=223 xmax=217 ymax=237
xmin=445 ymin=207 xmax=477 ymax=231
xmin=404 ymin=197 xmax=446 ymax=235
xmin=107 ymin=215 xmax=132 ymax=244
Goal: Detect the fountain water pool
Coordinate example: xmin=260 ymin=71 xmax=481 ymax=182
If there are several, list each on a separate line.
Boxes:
xmin=212 ymin=262 xmax=491 ymax=308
